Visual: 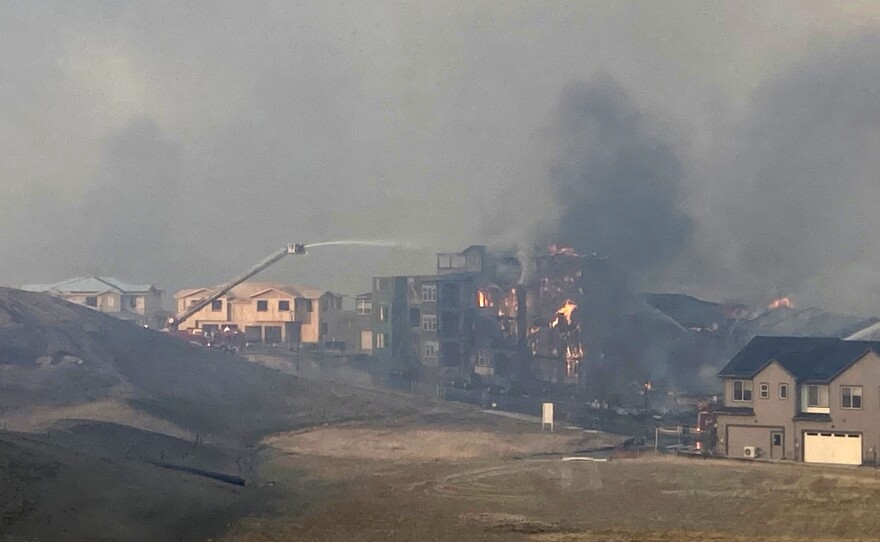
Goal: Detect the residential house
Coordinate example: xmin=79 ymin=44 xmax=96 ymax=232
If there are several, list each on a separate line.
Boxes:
xmin=21 ymin=276 xmax=163 ymax=328
xmin=715 ymin=336 xmax=880 ymax=465
xmin=174 ymin=282 xmax=342 ymax=346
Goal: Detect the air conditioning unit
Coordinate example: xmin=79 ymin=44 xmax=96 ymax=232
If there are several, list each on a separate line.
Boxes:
xmin=743 ymin=446 xmax=757 ymax=458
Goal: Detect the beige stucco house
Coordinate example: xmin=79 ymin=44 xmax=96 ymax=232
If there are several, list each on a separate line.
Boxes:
xmin=174 ymin=282 xmax=343 ymax=346
xmin=715 ymin=336 xmax=880 ymax=465
xmin=21 ymin=276 xmax=164 ymax=328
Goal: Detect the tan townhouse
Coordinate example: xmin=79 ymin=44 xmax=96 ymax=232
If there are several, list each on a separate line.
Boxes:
xmin=715 ymin=336 xmax=880 ymax=465
xmin=21 ymin=276 xmax=164 ymax=328
xmin=174 ymin=282 xmax=342 ymax=346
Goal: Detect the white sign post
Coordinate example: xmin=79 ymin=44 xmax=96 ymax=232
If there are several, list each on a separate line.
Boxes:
xmin=542 ymin=402 xmax=554 ymax=431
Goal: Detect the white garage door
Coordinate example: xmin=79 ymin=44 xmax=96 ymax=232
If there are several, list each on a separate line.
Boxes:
xmin=803 ymin=432 xmax=862 ymax=465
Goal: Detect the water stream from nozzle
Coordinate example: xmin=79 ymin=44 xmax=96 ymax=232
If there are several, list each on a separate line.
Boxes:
xmin=304 ymin=240 xmax=406 ymax=249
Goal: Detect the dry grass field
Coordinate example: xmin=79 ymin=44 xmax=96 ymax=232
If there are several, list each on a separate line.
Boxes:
xmin=222 ymin=431 xmax=880 ymax=542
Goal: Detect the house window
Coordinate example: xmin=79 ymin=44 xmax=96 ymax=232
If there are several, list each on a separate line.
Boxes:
xmin=421 ymin=284 xmax=437 ymax=302
xmin=211 ymin=299 xmax=223 ymax=312
xmin=356 ymin=299 xmax=372 ymax=315
xmin=256 ymin=300 xmax=268 ymax=312
xmin=130 ymin=296 xmax=138 ymax=309
xmin=278 ymin=300 xmax=290 ymax=311
xmin=422 ymin=315 xmax=437 ymax=332
xmin=803 ymin=384 xmax=830 ymax=410
xmin=321 ymin=298 xmax=329 ymax=311
xmin=759 ymin=383 xmax=769 ymax=399
xmin=375 ymin=332 xmax=387 ymax=349
xmin=107 ymin=296 xmax=115 ymax=308
xmin=779 ymin=383 xmax=788 ymax=399
xmin=733 ymin=380 xmax=753 ymax=402
xmin=306 ymin=299 xmax=313 ymax=312
xmin=320 ymin=322 xmax=328 ymax=338
xmin=85 ymin=296 xmax=98 ymax=307
xmin=409 ymin=307 xmax=421 ymax=327
xmin=424 ymin=341 xmax=438 ymax=358
xmin=379 ymin=305 xmax=388 ymax=322
xmin=841 ymin=386 xmax=862 ymax=409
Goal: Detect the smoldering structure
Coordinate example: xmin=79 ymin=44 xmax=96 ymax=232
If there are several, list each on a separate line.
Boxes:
xmin=458 ymin=243 xmax=758 ymax=397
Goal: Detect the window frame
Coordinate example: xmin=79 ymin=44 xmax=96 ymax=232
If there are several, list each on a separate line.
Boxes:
xmin=801 ymin=384 xmax=830 ymax=413
xmin=256 ymin=300 xmax=269 ymax=312
xmin=379 ymin=305 xmax=389 ymax=322
xmin=779 ymin=383 xmax=788 ymax=399
xmin=211 ymin=299 xmax=223 ymax=312
xmin=732 ymin=380 xmax=753 ymax=402
xmin=422 ymin=314 xmax=437 ymax=332
xmin=759 ymin=382 xmax=770 ymax=399
xmin=356 ymin=299 xmax=372 ymax=315
xmin=841 ymin=385 xmax=863 ymax=410
xmin=278 ymin=300 xmax=290 ymax=311
xmin=424 ymin=340 xmax=438 ymax=358
xmin=421 ymin=284 xmax=437 ymax=302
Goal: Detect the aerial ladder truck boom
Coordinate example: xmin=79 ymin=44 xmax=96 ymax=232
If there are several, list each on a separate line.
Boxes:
xmin=167 ymin=243 xmax=307 ymax=330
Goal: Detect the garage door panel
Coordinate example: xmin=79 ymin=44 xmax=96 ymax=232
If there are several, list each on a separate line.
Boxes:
xmin=804 ymin=432 xmax=862 ymax=465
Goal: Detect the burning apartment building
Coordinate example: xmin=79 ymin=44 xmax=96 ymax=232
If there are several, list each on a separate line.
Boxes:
xmin=369 ymin=243 xmax=782 ymax=400
xmin=369 ymin=245 xmax=590 ymax=387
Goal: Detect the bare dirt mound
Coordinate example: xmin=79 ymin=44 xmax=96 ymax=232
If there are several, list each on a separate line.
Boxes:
xmin=0 ymin=288 xmax=420 ymax=443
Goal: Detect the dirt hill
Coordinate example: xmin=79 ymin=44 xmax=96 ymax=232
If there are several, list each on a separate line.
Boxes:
xmin=0 ymin=287 xmax=417 ymax=443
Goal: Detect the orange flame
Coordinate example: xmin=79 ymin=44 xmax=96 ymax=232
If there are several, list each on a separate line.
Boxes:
xmin=551 ymin=299 xmax=578 ymax=327
xmin=767 ymin=296 xmax=793 ymax=310
xmin=477 ymin=289 xmax=491 ymax=308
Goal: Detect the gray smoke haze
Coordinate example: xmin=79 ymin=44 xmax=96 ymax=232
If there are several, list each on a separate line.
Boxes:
xmin=543 ymin=75 xmax=693 ymax=271
xmin=3 ymin=2 xmax=880 ymax=313
xmin=692 ymin=32 xmax=880 ymax=313
xmin=78 ymin=120 xmax=180 ymax=280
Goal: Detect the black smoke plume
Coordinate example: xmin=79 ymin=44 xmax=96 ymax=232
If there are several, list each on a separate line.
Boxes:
xmin=544 ymin=75 xmax=693 ymax=274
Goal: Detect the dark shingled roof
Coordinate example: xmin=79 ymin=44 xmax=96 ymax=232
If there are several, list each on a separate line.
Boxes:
xmin=718 ymin=336 xmax=880 ymax=383
xmin=641 ymin=293 xmax=731 ymax=329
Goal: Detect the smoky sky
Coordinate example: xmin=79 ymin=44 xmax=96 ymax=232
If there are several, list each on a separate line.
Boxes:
xmin=3 ymin=2 xmax=880 ymax=313
xmin=692 ymin=32 xmax=880 ymax=313
xmin=543 ymin=76 xmax=693 ymax=271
